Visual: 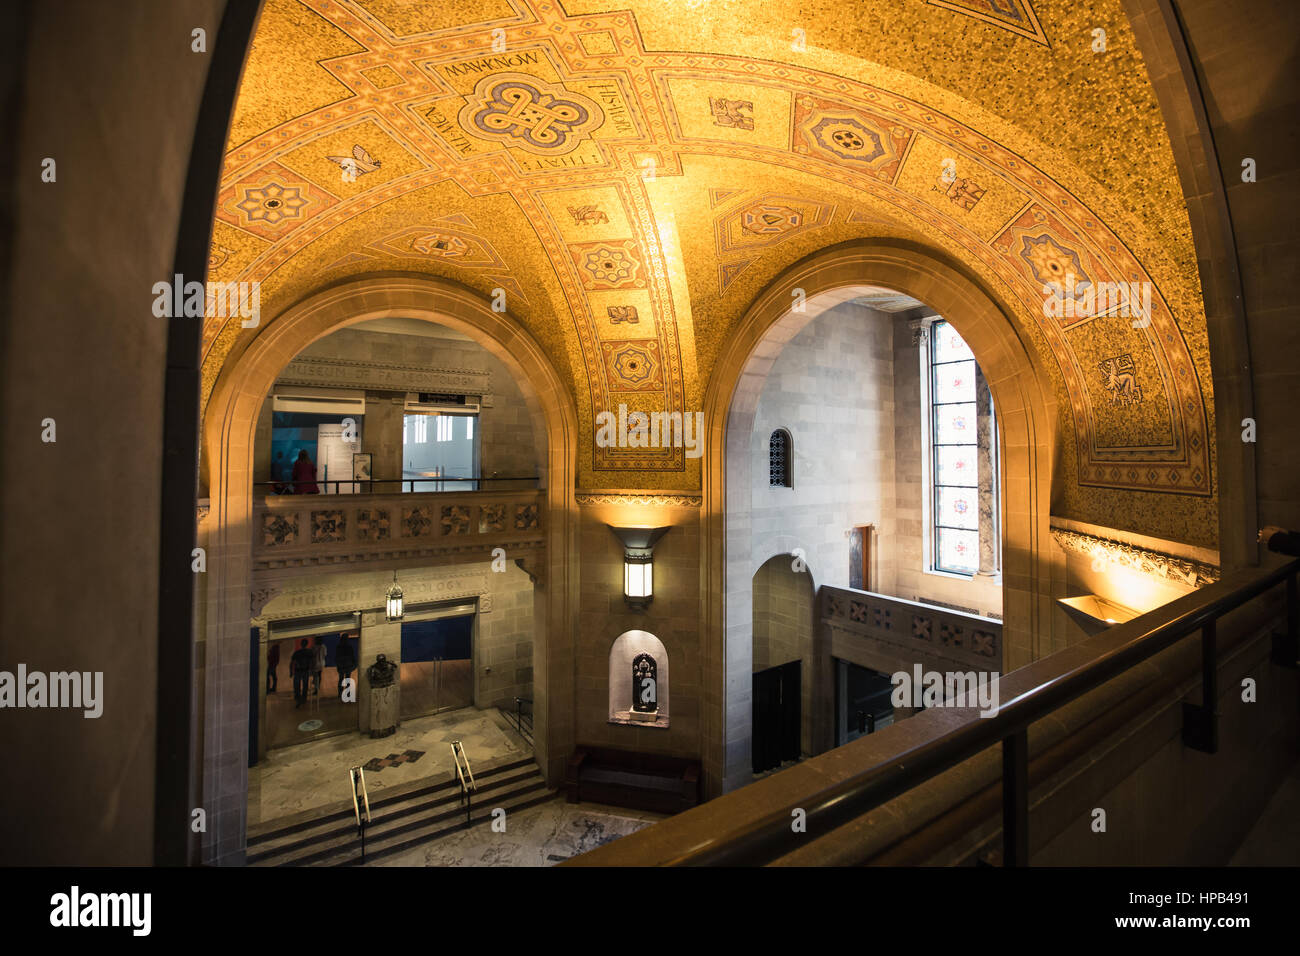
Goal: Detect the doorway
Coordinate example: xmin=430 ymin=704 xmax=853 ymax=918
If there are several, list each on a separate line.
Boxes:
xmin=752 ymin=660 xmax=801 ymax=773
xmin=399 ymin=603 xmax=476 ymax=720
xmin=835 ymin=659 xmax=895 ymax=747
xmin=263 ymin=625 xmax=361 ymax=752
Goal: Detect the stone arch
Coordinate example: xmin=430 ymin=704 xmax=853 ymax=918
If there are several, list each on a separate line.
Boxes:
xmin=700 ymin=239 xmax=1059 ymax=794
xmin=199 ymin=274 xmax=579 ymax=863
xmin=751 ymin=552 xmax=826 ymax=761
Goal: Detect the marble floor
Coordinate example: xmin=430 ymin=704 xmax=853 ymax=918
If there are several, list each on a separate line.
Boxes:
xmin=249 ymin=706 xmax=530 ymax=827
xmin=370 ymin=799 xmax=664 ymax=867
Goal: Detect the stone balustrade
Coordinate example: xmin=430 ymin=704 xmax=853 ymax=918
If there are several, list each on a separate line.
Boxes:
xmin=251 ymin=489 xmax=544 ymax=575
xmin=820 ymin=585 xmax=1003 ymax=674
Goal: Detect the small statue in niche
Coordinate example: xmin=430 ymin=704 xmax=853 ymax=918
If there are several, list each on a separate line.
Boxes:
xmin=632 ymin=653 xmax=657 ymax=714
xmin=367 ymin=653 xmax=398 ymax=688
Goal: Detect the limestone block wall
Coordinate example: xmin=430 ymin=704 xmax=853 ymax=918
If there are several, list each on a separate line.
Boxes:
xmin=478 ymin=563 xmax=536 ymax=709
xmin=748 ymin=299 xmax=898 ymax=596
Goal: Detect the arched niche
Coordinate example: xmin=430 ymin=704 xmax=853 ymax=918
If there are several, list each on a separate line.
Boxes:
xmin=608 ymin=630 xmax=670 ymax=727
xmin=700 ymin=239 xmax=1060 ymax=795
xmin=199 ymin=274 xmax=580 ymax=861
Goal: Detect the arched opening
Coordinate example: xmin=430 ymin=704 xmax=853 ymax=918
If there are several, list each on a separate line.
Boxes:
xmin=701 ymin=239 xmax=1057 ymax=794
xmin=751 ymin=553 xmax=820 ymax=774
xmin=197 ymin=275 xmax=579 ymax=863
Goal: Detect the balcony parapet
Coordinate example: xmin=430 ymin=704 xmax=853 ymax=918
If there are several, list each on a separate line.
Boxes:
xmin=251 ymin=489 xmax=544 ymax=576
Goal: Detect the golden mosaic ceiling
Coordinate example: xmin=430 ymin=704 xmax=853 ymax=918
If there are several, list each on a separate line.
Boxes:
xmin=205 ymin=0 xmax=1216 ymax=537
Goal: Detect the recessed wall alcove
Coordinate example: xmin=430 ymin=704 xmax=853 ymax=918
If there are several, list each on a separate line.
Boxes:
xmin=608 ymin=630 xmax=670 ymax=728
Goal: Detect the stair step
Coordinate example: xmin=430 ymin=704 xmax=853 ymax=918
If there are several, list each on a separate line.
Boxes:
xmin=251 ymin=769 xmax=542 ymax=864
xmin=249 ymin=762 xmax=553 ymax=867
xmin=291 ymin=784 xmax=556 ymax=868
xmin=247 ymin=755 xmax=537 ymax=850
xmin=339 ymin=785 xmax=558 ymax=867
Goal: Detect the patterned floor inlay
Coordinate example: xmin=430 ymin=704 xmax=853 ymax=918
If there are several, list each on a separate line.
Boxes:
xmin=363 ymin=750 xmax=425 ymax=772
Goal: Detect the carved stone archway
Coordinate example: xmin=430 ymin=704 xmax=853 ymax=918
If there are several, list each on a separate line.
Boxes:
xmin=700 ymin=240 xmax=1061 ymax=794
xmin=199 ymin=275 xmax=579 ymax=864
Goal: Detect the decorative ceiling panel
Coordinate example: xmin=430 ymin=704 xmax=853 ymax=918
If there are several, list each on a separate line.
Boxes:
xmin=204 ymin=0 xmax=1214 ymax=533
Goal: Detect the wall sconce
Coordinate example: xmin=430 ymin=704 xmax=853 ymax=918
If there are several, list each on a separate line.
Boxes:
xmin=1057 ymin=594 xmax=1138 ymax=636
xmin=610 ymin=526 xmax=670 ymax=610
xmin=385 ymin=571 xmax=404 ymax=622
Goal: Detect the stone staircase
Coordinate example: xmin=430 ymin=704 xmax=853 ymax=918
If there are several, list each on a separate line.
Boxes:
xmin=246 ymin=756 xmax=555 ymax=866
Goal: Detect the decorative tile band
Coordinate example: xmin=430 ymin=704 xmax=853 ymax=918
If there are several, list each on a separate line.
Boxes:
xmin=1049 ymin=528 xmax=1219 ymax=586
xmin=576 ymin=494 xmax=702 ymax=507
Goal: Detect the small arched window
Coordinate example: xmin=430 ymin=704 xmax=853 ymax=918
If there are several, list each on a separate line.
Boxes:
xmin=769 ymin=428 xmax=792 ymax=488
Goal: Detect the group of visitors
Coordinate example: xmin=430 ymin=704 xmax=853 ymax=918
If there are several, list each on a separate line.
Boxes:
xmin=268 ymin=634 xmax=357 ymax=708
xmin=271 ymin=449 xmax=321 ymax=494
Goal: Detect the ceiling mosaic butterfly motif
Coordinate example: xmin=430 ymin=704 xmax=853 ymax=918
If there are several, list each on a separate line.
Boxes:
xmin=203 ymin=0 xmax=1211 ymax=515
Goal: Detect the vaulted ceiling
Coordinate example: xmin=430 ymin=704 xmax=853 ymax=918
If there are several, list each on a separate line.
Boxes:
xmin=204 ymin=0 xmax=1215 ymax=537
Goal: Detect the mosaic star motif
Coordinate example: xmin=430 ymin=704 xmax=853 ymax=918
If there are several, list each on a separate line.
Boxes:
xmin=235 ymin=181 xmax=308 ymax=226
xmin=604 ymin=342 xmax=662 ymax=390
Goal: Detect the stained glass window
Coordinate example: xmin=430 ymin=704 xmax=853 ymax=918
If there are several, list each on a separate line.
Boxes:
xmin=769 ymin=428 xmax=792 ymax=488
xmin=929 ymin=320 xmax=992 ymax=575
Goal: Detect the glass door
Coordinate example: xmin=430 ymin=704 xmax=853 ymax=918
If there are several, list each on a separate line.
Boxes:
xmin=399 ymin=612 xmax=474 ymax=719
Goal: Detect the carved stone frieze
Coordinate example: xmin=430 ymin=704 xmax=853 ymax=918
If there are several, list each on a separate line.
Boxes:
xmin=1049 ymin=527 xmax=1219 ymax=586
xmin=275 ymin=356 xmax=490 ymax=394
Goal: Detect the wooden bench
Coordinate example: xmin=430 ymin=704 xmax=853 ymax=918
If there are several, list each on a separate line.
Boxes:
xmin=564 ymin=746 xmax=701 ymax=814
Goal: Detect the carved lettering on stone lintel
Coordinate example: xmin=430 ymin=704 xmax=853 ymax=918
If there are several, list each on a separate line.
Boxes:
xmin=260 ymin=573 xmax=491 ymax=621
xmin=276 ymin=356 xmax=490 ymax=394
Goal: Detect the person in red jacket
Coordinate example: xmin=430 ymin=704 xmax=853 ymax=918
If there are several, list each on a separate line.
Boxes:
xmin=292 ymin=449 xmax=320 ymax=494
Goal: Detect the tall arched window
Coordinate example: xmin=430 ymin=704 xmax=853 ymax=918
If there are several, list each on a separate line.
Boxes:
xmin=926 ymin=320 xmax=997 ymax=575
xmin=769 ymin=428 xmax=792 ymax=488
